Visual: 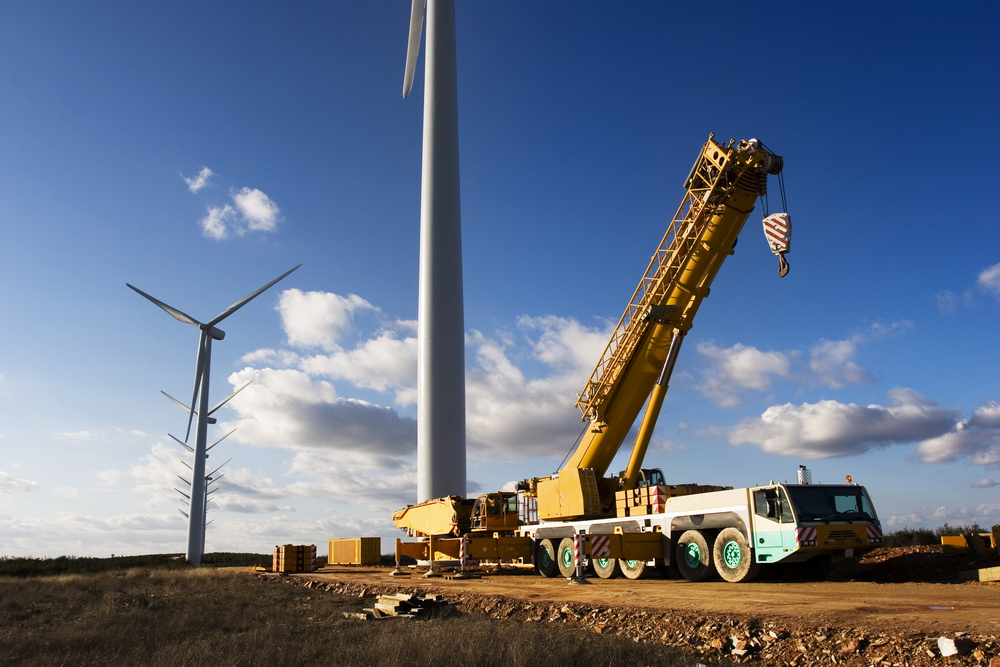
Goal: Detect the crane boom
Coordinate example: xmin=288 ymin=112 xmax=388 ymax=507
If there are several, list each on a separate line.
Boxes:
xmin=553 ymin=135 xmax=783 ymax=503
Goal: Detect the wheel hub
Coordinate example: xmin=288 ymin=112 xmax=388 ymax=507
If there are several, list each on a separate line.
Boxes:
xmin=683 ymin=543 xmax=701 ymax=568
xmin=723 ymin=540 xmax=742 ymax=568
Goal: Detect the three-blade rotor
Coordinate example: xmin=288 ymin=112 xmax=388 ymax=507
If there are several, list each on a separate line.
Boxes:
xmin=129 ymin=264 xmax=300 ymax=441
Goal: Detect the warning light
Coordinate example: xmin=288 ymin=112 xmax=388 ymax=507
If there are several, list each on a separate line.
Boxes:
xmin=846 ymin=475 xmax=853 ymax=484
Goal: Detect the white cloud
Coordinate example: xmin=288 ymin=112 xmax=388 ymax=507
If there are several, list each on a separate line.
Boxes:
xmin=727 ymin=388 xmax=959 ymax=459
xmin=972 ymin=479 xmax=997 ymax=488
xmin=277 ymin=289 xmax=378 ymax=352
xmin=696 ymin=341 xmax=792 ymax=407
xmin=53 ymin=486 xmax=83 ymax=499
xmin=881 ymin=502 xmax=1000 ymax=530
xmin=0 ymin=471 xmax=37 ymax=493
xmin=695 ymin=321 xmax=911 ymax=405
xmin=232 ymin=187 xmax=280 ymax=232
xmin=222 ymin=368 xmax=416 ymax=461
xmin=182 ymin=167 xmax=214 ymax=193
xmin=979 ymin=262 xmax=1000 ymax=300
xmin=301 ymin=332 xmax=417 ymax=401
xmin=193 ymin=183 xmax=282 ymax=240
xmin=199 ymin=204 xmax=234 ymax=240
xmin=914 ymin=399 xmax=1000 ymax=466
xmin=54 ymin=430 xmax=97 ymax=441
xmin=808 ymin=338 xmax=873 ymax=388
xmin=465 ymin=316 xmax=610 ymax=459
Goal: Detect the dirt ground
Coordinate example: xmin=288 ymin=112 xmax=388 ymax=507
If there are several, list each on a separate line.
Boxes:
xmin=308 ymin=566 xmax=999 ymax=635
xmin=289 ymin=547 xmax=1000 ymax=666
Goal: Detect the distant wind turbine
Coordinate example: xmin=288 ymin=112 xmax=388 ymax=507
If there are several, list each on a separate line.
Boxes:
xmin=404 ymin=0 xmax=467 ymax=503
xmin=128 ymin=264 xmax=300 ymax=564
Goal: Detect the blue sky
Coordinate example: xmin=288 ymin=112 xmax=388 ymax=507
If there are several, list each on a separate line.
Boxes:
xmin=1 ymin=2 xmax=998 ymax=557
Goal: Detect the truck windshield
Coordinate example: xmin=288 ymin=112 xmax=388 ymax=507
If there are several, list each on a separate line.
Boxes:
xmin=784 ymin=486 xmax=877 ymax=523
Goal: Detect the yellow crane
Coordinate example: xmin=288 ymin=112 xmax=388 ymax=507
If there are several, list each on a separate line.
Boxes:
xmin=528 ymin=134 xmax=785 ymax=521
xmin=394 ymin=133 xmax=788 ymax=534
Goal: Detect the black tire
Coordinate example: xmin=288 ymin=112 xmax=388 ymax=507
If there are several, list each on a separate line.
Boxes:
xmin=619 ymin=558 xmax=648 ymax=580
xmin=557 ymin=537 xmax=577 ymax=578
xmin=536 ymin=539 xmax=558 ymax=578
xmin=592 ymin=556 xmax=621 ymax=579
xmin=676 ymin=530 xmax=714 ymax=582
xmin=712 ymin=527 xmax=761 ymax=583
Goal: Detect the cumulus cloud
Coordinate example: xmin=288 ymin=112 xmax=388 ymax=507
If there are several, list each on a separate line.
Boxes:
xmin=236 ymin=294 xmax=611 ymax=463
xmin=980 ymin=262 xmax=1000 ymax=300
xmin=53 ymin=486 xmax=83 ymax=499
xmin=727 ymin=388 xmax=959 ymax=459
xmin=232 ymin=187 xmax=280 ymax=232
xmin=881 ymin=502 xmax=1000 ymax=530
xmin=695 ymin=321 xmax=911 ymax=406
xmin=972 ymin=479 xmax=997 ymax=488
xmin=934 ymin=262 xmax=1000 ymax=313
xmin=914 ymin=399 xmax=1000 ymax=466
xmin=465 ymin=316 xmax=610 ymax=459
xmin=0 ymin=471 xmax=38 ymax=493
xmin=696 ymin=342 xmax=792 ymax=407
xmin=222 ymin=368 xmax=416 ymax=461
xmin=277 ymin=290 xmax=379 ymax=352
xmin=199 ymin=204 xmax=234 ymax=240
xmin=182 ymin=167 xmax=214 ymax=193
xmin=189 ymin=175 xmax=282 ymax=240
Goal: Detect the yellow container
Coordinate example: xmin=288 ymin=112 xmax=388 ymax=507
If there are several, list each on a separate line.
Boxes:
xmin=328 ymin=537 xmax=381 ymax=565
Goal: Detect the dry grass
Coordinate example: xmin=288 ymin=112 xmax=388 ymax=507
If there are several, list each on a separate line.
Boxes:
xmin=0 ymin=567 xmax=716 ymax=667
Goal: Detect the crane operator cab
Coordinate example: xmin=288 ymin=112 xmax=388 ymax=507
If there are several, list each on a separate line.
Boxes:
xmin=470 ymin=492 xmax=520 ymax=532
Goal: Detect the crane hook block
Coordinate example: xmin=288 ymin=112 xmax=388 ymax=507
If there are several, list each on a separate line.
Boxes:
xmin=763 ymin=212 xmax=791 ymax=277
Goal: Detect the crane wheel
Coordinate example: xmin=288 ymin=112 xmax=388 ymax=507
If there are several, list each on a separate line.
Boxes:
xmin=676 ymin=530 xmax=715 ymax=582
xmin=535 ymin=539 xmax=559 ymax=578
xmin=592 ymin=556 xmax=621 ymax=579
xmin=619 ymin=558 xmax=648 ymax=580
xmin=712 ymin=527 xmax=761 ymax=583
xmin=557 ymin=537 xmax=577 ymax=578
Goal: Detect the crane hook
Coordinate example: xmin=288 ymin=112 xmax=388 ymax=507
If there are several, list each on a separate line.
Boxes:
xmin=778 ymin=253 xmax=790 ymax=277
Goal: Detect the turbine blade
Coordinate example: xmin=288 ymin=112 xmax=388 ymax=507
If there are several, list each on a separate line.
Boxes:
xmin=207 ymin=264 xmax=301 ymax=328
xmin=174 ymin=488 xmax=191 ymax=500
xmin=161 ymin=392 xmax=195 ymax=416
xmin=168 ymin=433 xmax=194 ymax=453
xmin=403 ymin=0 xmax=426 ymax=98
xmin=127 ymin=284 xmax=203 ymax=328
xmin=207 ymin=458 xmax=233 ymax=479
xmin=208 ymin=381 xmax=252 ymax=416
xmin=178 ymin=508 xmax=189 ymax=519
xmin=186 ymin=330 xmax=209 ymax=442
xmin=206 ymin=429 xmax=236 ymax=452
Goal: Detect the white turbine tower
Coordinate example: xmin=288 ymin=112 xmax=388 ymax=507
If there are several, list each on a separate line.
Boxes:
xmin=404 ymin=0 xmax=467 ymax=502
xmin=129 ymin=264 xmax=300 ymax=564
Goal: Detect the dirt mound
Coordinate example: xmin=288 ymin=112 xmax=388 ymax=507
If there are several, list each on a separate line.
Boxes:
xmin=832 ymin=545 xmax=997 ymax=583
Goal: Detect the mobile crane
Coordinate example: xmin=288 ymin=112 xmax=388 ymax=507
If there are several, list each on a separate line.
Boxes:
xmin=392 ymin=134 xmax=882 ymax=583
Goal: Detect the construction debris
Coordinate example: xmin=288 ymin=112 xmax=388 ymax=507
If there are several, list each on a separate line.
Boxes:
xmin=368 ymin=593 xmax=456 ymax=620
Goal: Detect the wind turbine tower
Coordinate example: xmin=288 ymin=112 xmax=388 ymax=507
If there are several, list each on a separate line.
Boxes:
xmin=404 ymin=0 xmax=467 ymax=503
xmin=129 ymin=265 xmax=300 ymax=564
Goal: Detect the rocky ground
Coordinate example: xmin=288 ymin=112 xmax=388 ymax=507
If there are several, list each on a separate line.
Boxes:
xmin=274 ymin=547 xmax=1000 ymax=667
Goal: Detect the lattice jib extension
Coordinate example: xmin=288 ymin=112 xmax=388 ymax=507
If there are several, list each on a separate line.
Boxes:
xmin=574 ymin=136 xmax=748 ymax=421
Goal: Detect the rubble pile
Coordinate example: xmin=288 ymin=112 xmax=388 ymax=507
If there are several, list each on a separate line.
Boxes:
xmin=266 ymin=573 xmax=1000 ymax=667
xmin=832 ymin=546 xmax=1000 ymax=583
